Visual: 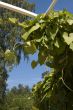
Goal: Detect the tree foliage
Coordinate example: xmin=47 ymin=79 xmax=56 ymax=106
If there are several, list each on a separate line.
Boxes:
xmin=0 ymin=0 xmax=35 ymax=107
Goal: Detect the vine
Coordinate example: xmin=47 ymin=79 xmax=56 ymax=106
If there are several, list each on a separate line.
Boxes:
xmin=3 ymin=10 xmax=73 ymax=109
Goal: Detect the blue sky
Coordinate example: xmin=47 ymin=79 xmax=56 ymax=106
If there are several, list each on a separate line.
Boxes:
xmin=7 ymin=0 xmax=73 ymax=89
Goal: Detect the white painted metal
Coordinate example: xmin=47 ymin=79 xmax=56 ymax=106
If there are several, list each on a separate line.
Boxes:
xmin=45 ymin=0 xmax=57 ymax=14
xmin=0 ymin=1 xmax=37 ymax=17
xmin=0 ymin=0 xmax=57 ymax=18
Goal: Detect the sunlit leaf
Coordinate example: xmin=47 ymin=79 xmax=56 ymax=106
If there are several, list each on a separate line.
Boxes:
xmin=63 ymin=32 xmax=73 ymax=45
xmin=70 ymin=42 xmax=73 ymax=51
xmin=67 ymin=19 xmax=73 ymax=25
xmin=9 ymin=18 xmax=18 ymax=23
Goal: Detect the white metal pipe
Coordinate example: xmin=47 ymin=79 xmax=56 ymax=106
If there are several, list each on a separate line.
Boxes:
xmin=45 ymin=0 xmax=57 ymax=14
xmin=0 ymin=1 xmax=37 ymax=18
xmin=0 ymin=0 xmax=57 ymax=18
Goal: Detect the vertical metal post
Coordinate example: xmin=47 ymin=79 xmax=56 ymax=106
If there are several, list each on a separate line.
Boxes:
xmin=45 ymin=0 xmax=57 ymax=14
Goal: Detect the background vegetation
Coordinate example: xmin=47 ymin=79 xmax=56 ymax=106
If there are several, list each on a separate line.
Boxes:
xmin=0 ymin=0 xmax=35 ymax=109
xmin=5 ymin=84 xmax=34 ymax=110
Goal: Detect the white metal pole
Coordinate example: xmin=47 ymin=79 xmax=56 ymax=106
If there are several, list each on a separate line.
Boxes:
xmin=45 ymin=0 xmax=57 ymax=14
xmin=0 ymin=1 xmax=37 ymax=18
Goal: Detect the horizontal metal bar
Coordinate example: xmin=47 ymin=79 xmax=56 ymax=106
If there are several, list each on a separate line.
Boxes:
xmin=45 ymin=0 xmax=57 ymax=14
xmin=0 ymin=1 xmax=38 ymax=18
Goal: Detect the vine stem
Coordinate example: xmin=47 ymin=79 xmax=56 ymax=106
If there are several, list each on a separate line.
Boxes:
xmin=62 ymin=68 xmax=73 ymax=92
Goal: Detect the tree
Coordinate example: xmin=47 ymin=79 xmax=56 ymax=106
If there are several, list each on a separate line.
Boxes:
xmin=0 ymin=0 xmax=35 ymax=107
xmin=5 ymin=84 xmax=34 ymax=110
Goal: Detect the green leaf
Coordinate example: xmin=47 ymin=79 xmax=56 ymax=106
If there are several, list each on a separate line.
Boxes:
xmin=50 ymin=26 xmax=59 ymax=40
xmin=67 ymin=19 xmax=73 ymax=25
xmin=22 ymin=23 xmax=40 ymax=40
xmin=9 ymin=18 xmax=18 ymax=23
xmin=54 ymin=40 xmax=59 ymax=48
xmin=23 ymin=42 xmax=36 ymax=54
xmin=63 ymin=32 xmax=73 ymax=45
xmin=70 ymin=42 xmax=73 ymax=51
xmin=31 ymin=60 xmax=38 ymax=69
xmin=38 ymin=51 xmax=46 ymax=65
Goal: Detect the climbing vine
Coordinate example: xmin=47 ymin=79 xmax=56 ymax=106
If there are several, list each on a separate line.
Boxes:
xmin=3 ymin=10 xmax=73 ymax=109
xmin=20 ymin=10 xmax=73 ymax=110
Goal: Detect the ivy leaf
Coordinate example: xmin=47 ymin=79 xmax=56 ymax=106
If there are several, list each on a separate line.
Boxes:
xmin=63 ymin=32 xmax=73 ymax=45
xmin=31 ymin=60 xmax=38 ymax=69
xmin=22 ymin=23 xmax=40 ymax=40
